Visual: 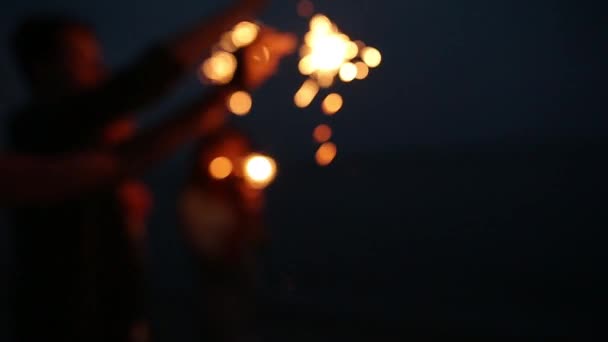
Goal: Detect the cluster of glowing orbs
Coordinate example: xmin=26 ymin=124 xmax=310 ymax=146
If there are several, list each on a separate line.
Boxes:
xmin=208 ymin=154 xmax=277 ymax=189
xmin=300 ymin=15 xmax=350 ymax=77
xmin=200 ymin=21 xmax=260 ymax=87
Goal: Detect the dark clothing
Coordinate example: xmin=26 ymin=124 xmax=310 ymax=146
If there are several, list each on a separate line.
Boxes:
xmin=180 ymin=180 xmax=264 ymax=342
xmin=10 ymin=46 xmax=182 ymax=154
xmin=10 ymin=46 xmax=183 ymax=342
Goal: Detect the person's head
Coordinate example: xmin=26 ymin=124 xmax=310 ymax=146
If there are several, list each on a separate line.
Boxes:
xmin=13 ymin=15 xmax=107 ymax=98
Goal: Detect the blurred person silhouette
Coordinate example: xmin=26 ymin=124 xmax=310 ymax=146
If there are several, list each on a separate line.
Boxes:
xmin=179 ymin=126 xmax=268 ymax=342
xmin=5 ymin=0 xmax=296 ymax=340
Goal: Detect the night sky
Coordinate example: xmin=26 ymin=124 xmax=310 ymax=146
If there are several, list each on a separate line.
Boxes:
xmin=1 ymin=0 xmax=606 ymax=339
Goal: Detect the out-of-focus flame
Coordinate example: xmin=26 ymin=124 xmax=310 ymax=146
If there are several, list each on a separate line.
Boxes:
xmin=201 ymin=21 xmax=260 ymax=85
xmin=345 ymin=41 xmax=359 ymax=60
xmin=202 ymin=51 xmax=237 ymax=84
xmin=300 ymin=15 xmax=349 ymax=76
xmin=316 ymin=72 xmax=335 ymax=88
xmin=355 ymin=61 xmax=369 ymax=80
xmin=209 ymin=156 xmax=233 ymax=179
xmin=339 ymin=62 xmax=357 ymax=82
xmin=243 ymin=154 xmax=277 ymax=189
xmin=313 ymin=124 xmax=332 ymax=143
xmin=361 ymin=47 xmax=382 ymax=68
xmin=321 ymin=93 xmax=343 ymax=115
xmin=315 ymin=142 xmax=337 ymax=166
xmin=298 ymin=14 xmax=381 ymax=86
xmin=227 ymin=91 xmax=252 ymax=116
xmin=296 ymin=14 xmax=383 ymax=167
xmin=294 ymin=79 xmax=319 ymax=108
xmin=298 ymin=55 xmax=315 ymax=75
xmin=231 ymin=21 xmax=259 ymax=48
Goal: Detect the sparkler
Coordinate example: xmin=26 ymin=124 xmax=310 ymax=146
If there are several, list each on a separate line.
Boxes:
xmin=295 ymin=11 xmax=382 ymax=166
xmin=200 ymin=21 xmax=260 ymax=111
xmin=200 ymin=3 xmax=382 ymax=169
xmin=208 ymin=153 xmax=277 ymax=190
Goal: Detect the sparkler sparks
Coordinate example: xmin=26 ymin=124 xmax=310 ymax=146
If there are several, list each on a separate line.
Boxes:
xmin=244 ymin=154 xmax=277 ymax=189
xmin=321 ymin=93 xmax=343 ymax=116
xmin=361 ymin=46 xmax=382 ymax=68
xmin=207 ymin=154 xmax=277 ymax=189
xmin=315 ymin=142 xmax=337 ymax=166
xmin=295 ymin=12 xmax=382 ymax=166
xmin=354 ymin=61 xmax=369 ymax=80
xmin=208 ymin=156 xmax=233 ymax=180
xmin=200 ymin=21 xmax=260 ymax=86
xmin=227 ymin=90 xmax=253 ymax=116
xmin=231 ymin=21 xmax=260 ymax=48
xmin=201 ymin=50 xmax=237 ymax=85
xmin=339 ymin=62 xmax=357 ymax=82
xmin=199 ymin=9 xmax=382 ymax=168
xmin=294 ymin=79 xmax=320 ymax=108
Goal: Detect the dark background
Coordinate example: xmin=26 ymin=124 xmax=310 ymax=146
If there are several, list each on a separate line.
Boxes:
xmin=1 ymin=0 xmax=606 ymax=339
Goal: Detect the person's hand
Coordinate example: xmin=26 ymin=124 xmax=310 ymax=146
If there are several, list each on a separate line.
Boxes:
xmin=241 ymin=27 xmax=297 ymax=89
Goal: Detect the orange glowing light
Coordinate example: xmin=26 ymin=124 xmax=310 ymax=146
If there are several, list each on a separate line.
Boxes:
xmin=244 ymin=154 xmax=277 ymax=189
xmin=310 ymin=14 xmax=332 ymax=32
xmin=345 ymin=41 xmax=359 ymax=60
xmin=298 ymin=55 xmax=315 ymax=75
xmin=227 ymin=91 xmax=252 ymax=116
xmin=316 ymin=72 xmax=335 ymax=88
xmin=313 ymin=124 xmax=332 ymax=143
xmin=322 ymin=93 xmax=343 ymax=115
xmin=294 ymin=79 xmax=319 ymax=108
xmin=202 ymin=51 xmax=237 ymax=84
xmin=308 ymin=34 xmax=348 ymax=72
xmin=355 ymin=61 xmax=369 ymax=80
xmin=339 ymin=62 xmax=357 ymax=82
xmin=361 ymin=47 xmax=382 ymax=68
xmin=315 ymin=142 xmax=337 ymax=166
xmin=209 ymin=156 xmax=233 ymax=179
xmin=302 ymin=15 xmax=350 ymax=74
xmin=231 ymin=21 xmax=259 ymax=48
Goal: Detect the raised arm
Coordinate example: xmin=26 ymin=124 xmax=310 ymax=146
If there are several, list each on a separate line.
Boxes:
xmin=17 ymin=0 xmax=269 ymax=139
xmin=0 ymin=153 xmax=120 ymax=205
xmin=1 ymin=28 xmax=296 ymax=206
